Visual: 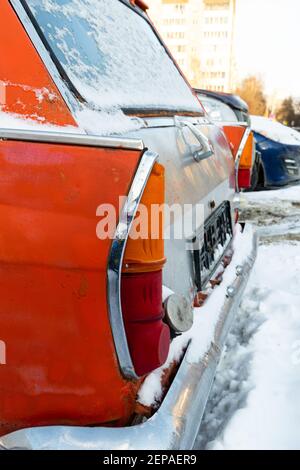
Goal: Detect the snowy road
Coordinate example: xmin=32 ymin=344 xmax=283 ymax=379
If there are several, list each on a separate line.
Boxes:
xmin=196 ymin=185 xmax=300 ymax=450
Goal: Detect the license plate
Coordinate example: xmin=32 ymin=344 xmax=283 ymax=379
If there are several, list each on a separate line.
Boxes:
xmin=193 ymin=201 xmax=233 ymax=291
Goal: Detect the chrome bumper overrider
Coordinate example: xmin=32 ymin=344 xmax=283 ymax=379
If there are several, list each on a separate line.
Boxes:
xmin=0 ymin=227 xmax=258 ymax=451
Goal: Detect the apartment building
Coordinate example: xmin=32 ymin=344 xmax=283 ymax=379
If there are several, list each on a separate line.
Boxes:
xmin=147 ymin=0 xmax=237 ymax=92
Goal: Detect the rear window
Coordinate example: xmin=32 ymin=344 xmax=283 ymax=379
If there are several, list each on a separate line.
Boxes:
xmin=198 ymin=95 xmax=238 ymax=123
xmin=23 ymin=0 xmax=201 ymax=114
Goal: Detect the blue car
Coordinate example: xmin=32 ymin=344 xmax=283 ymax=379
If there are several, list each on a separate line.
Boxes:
xmin=251 ymin=116 xmax=300 ymax=189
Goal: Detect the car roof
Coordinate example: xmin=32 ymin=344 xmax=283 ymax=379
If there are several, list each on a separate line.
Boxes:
xmin=194 ymin=89 xmax=249 ymax=114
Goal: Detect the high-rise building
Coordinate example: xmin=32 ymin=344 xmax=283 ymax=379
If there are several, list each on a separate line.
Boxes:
xmin=147 ymin=0 xmax=237 ymax=92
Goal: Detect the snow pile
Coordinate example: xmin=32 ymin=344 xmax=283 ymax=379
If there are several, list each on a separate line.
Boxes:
xmin=138 ymin=224 xmax=255 ymax=407
xmin=239 ymin=185 xmax=300 ymax=242
xmin=197 ymin=186 xmax=300 ymax=450
xmin=242 ymin=184 xmax=300 ymax=204
xmin=196 ymin=293 xmax=265 ymax=449
xmin=0 ymin=110 xmax=79 ymax=133
xmin=27 ymin=0 xmax=200 ymax=113
xmin=203 ymin=243 xmax=300 ymax=450
xmin=74 ymin=107 xmax=144 ymax=136
xmin=251 ymin=115 xmax=300 ymax=145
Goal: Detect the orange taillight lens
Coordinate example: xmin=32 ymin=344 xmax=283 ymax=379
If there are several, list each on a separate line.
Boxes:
xmin=239 ymin=132 xmax=254 ymax=170
xmin=122 ymin=163 xmax=166 ymax=274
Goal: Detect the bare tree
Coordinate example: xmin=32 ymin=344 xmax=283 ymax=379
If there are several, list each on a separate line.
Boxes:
xmin=276 ymin=97 xmax=295 ymax=126
xmin=235 ymin=76 xmax=267 ymax=116
xmin=276 ymin=97 xmax=300 ymax=127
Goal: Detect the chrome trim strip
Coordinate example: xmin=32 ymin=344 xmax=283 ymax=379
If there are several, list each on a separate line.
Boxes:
xmin=107 ymin=150 xmax=158 ymax=379
xmin=143 ymin=116 xmax=209 ymax=129
xmin=9 ymin=0 xmax=79 ymax=116
xmin=235 ymin=126 xmax=252 ymax=193
xmin=218 ymin=121 xmax=249 ymax=127
xmin=0 ymin=227 xmax=258 ymax=450
xmin=0 ymin=128 xmax=144 ymax=150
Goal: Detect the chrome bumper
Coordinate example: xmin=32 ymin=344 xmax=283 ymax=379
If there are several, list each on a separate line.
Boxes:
xmin=0 ymin=226 xmax=258 ymax=451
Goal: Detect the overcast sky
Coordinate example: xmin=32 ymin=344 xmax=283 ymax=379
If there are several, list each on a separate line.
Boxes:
xmin=235 ymin=0 xmax=300 ymax=98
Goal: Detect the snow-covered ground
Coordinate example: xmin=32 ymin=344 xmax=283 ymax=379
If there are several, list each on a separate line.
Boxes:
xmin=196 ymin=184 xmax=300 ymax=450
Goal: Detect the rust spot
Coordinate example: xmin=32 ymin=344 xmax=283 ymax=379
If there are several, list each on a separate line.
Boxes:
xmin=134 ymin=402 xmax=152 ymax=418
xmin=209 ymin=200 xmax=216 ymax=210
xmin=210 ymin=278 xmax=222 ymax=288
xmin=194 ymin=292 xmax=208 ymax=307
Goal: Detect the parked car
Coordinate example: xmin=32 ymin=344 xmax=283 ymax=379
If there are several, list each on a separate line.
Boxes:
xmin=0 ymin=0 xmax=256 ymax=450
xmin=195 ymin=89 xmax=261 ymax=191
xmin=251 ymin=115 xmax=300 ymax=188
xmin=195 ymin=89 xmax=251 ymax=125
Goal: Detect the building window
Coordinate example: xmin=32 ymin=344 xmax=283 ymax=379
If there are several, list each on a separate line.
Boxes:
xmin=175 ymin=4 xmax=185 ymax=14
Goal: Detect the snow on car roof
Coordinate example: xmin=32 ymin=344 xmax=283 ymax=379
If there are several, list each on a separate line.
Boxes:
xmin=251 ymin=115 xmax=300 ymax=146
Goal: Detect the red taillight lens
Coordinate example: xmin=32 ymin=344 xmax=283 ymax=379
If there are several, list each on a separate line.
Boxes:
xmin=121 ymin=270 xmax=163 ymax=323
xmin=121 ymin=270 xmax=170 ymax=376
xmin=238 ymin=168 xmax=251 ymax=189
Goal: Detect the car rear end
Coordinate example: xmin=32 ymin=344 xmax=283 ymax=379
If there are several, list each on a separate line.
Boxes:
xmin=0 ymin=0 xmax=257 ymax=449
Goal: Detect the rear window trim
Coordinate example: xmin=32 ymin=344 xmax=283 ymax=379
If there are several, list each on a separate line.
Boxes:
xmin=20 ymin=0 xmax=82 ymax=101
xmin=20 ymin=0 xmax=204 ymax=117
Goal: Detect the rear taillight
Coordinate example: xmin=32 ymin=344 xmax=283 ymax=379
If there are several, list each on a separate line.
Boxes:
xmin=238 ymin=132 xmax=254 ymax=189
xmin=223 ymin=126 xmax=255 ymax=190
xmin=121 ymin=163 xmax=170 ymax=376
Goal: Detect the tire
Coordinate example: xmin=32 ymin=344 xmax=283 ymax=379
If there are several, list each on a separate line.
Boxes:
xmin=249 ymin=155 xmax=265 ymax=191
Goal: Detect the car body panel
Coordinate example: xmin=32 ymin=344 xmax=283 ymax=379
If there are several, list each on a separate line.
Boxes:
xmin=0 ymin=1 xmax=75 ymax=126
xmin=0 ymin=136 xmax=144 ymax=436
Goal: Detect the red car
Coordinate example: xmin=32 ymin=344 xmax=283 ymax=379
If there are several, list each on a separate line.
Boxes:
xmin=0 ymin=0 xmax=256 ymax=450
